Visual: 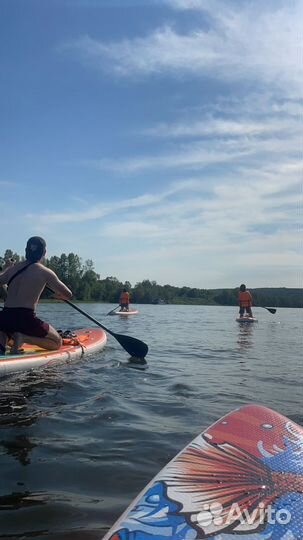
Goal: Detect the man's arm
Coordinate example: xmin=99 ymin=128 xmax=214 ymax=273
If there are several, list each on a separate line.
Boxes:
xmin=45 ymin=269 xmax=72 ymax=300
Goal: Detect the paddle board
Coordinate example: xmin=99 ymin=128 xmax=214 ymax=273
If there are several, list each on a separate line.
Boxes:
xmin=0 ymin=327 xmax=107 ymax=377
xmin=113 ymin=310 xmax=139 ymax=316
xmin=103 ymin=404 xmax=303 ymax=539
xmin=236 ymin=316 xmax=258 ymax=323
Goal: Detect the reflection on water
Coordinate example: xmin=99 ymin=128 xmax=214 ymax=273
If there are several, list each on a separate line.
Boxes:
xmin=0 ymin=304 xmax=301 ymax=539
xmin=237 ymin=323 xmax=255 ymax=351
xmin=1 ymin=435 xmax=36 ymax=466
xmin=0 ymin=490 xmax=45 ymax=510
xmin=0 ymin=370 xmax=62 ymax=427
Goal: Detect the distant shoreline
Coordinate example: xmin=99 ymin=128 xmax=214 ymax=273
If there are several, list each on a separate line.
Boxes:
xmin=1 ymin=300 xmax=301 ymax=308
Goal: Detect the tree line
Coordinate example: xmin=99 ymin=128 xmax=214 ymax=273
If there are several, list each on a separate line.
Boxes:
xmin=0 ymin=250 xmax=302 ymax=308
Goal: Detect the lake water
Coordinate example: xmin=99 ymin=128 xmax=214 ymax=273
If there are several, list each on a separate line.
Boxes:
xmin=0 ymin=304 xmax=302 ymax=539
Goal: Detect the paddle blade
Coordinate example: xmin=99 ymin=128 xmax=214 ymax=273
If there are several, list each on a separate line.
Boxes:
xmin=113 ymin=332 xmax=148 ymax=358
xmin=266 ymin=307 xmax=277 ymax=314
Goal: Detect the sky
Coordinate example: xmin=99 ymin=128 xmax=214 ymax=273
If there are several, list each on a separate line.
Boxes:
xmin=0 ymin=0 xmax=302 ymax=288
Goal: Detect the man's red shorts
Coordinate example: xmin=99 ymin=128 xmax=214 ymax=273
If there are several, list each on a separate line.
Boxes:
xmin=0 ymin=307 xmax=49 ymax=337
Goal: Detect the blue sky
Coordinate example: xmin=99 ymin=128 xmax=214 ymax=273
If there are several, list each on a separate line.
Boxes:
xmin=1 ymin=0 xmax=302 ymax=288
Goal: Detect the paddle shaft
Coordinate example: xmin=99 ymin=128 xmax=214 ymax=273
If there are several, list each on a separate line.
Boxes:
xmin=46 ymin=288 xmax=148 ymax=358
xmin=61 ymin=298 xmax=117 ymax=337
xmin=107 ymin=305 xmax=120 ymax=316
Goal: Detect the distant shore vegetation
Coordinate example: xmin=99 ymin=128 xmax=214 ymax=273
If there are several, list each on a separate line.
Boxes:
xmin=0 ymin=250 xmax=302 ymax=308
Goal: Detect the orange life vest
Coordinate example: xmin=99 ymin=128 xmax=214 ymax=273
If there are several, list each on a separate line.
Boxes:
xmin=239 ymin=290 xmax=252 ymax=307
xmin=120 ymin=292 xmax=129 ymax=304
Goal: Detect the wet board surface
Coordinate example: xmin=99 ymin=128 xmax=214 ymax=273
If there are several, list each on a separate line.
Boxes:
xmin=103 ymin=404 xmax=303 ymax=539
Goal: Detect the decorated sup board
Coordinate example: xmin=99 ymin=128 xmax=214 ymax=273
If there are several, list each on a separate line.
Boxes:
xmin=103 ymin=404 xmax=303 ymax=539
xmin=236 ymin=316 xmax=258 ymax=323
xmin=0 ymin=327 xmax=106 ymax=377
xmin=113 ymin=310 xmax=139 ymax=316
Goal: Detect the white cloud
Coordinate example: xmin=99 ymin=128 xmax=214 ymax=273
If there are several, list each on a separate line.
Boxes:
xmin=141 ymin=116 xmax=299 ymax=139
xmin=65 ymin=1 xmax=302 ymax=96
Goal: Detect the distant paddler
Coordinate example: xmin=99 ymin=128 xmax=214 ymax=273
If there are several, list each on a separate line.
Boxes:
xmin=238 ymin=283 xmax=254 ymax=319
xmin=119 ymin=288 xmax=130 ymax=312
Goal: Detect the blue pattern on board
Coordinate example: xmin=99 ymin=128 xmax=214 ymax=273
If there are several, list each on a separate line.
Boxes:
xmin=262 ymin=433 xmax=303 ymax=474
xmin=112 ymin=481 xmax=197 ymax=539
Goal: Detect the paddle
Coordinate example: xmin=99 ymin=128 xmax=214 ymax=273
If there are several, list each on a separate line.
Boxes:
xmin=107 ymin=305 xmax=120 ymax=316
xmin=46 ymin=288 xmax=148 ymax=358
xmin=260 ymin=306 xmax=276 ymax=314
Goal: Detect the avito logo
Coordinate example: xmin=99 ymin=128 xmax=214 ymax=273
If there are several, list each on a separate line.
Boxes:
xmin=197 ymin=502 xmax=291 ymax=527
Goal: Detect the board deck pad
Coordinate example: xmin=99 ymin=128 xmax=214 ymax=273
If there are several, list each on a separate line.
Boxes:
xmin=103 ymin=404 xmax=303 ymax=539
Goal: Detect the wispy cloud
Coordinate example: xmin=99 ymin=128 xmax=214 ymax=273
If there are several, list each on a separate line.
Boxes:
xmin=83 ymin=143 xmax=254 ymax=174
xmin=27 ymin=161 xmax=302 ymax=235
xmin=141 ymin=116 xmax=299 ymax=139
xmin=83 ymin=127 xmax=300 ymax=175
xmin=64 ymin=1 xmax=302 ymax=96
xmin=96 ymin=201 xmax=301 ymax=288
xmin=25 ymin=181 xmax=198 ymax=224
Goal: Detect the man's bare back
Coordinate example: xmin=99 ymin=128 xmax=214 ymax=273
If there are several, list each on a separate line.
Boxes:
xmin=0 ymin=261 xmax=71 ymax=309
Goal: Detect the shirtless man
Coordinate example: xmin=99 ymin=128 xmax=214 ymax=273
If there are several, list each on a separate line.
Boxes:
xmin=0 ymin=237 xmax=72 ymax=354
